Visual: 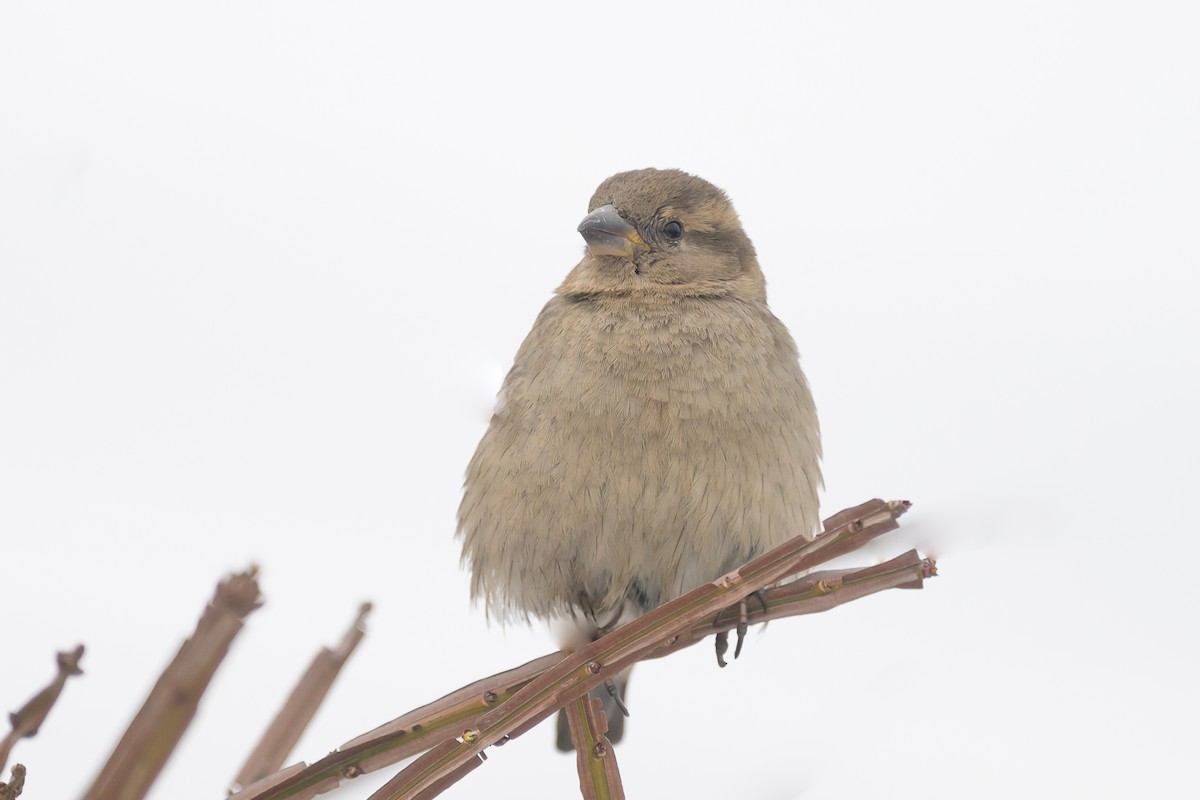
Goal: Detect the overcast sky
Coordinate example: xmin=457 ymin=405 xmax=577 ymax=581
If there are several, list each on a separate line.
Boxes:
xmin=2 ymin=2 xmax=1198 ymax=798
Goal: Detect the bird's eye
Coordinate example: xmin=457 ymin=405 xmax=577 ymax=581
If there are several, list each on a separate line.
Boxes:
xmin=663 ymin=220 xmax=684 ymax=240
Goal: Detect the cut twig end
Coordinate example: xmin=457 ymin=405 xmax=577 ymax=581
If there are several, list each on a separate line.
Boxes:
xmin=0 ymin=764 xmax=26 ymax=800
xmin=56 ymin=645 xmax=85 ymax=676
xmin=215 ymin=567 xmax=264 ymax=617
xmin=922 ymin=558 xmax=939 ymax=579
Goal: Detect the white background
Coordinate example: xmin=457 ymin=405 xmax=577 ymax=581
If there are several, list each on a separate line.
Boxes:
xmin=3 ymin=2 xmax=1198 ymax=798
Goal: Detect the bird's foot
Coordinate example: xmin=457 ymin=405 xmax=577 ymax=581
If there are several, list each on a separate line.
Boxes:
xmin=714 ymin=590 xmax=768 ymax=667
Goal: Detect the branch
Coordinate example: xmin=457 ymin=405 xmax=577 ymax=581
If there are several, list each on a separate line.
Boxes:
xmin=233 ymin=602 xmax=372 ymax=791
xmin=233 ymin=499 xmax=929 ymax=800
xmin=230 ymin=653 xmax=564 ymax=800
xmin=83 ymin=567 xmax=262 ymax=800
xmin=0 ymin=645 xmax=84 ymax=774
xmin=371 ymin=499 xmax=911 ymax=800
xmin=564 ymin=695 xmax=623 ymax=800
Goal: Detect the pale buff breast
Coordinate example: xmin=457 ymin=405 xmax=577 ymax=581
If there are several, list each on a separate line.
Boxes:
xmin=458 ymin=293 xmax=821 ymax=621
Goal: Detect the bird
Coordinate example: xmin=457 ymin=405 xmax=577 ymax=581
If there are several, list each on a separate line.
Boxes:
xmin=457 ymin=168 xmax=822 ymax=750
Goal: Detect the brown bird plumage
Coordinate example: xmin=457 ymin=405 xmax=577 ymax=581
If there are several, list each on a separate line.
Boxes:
xmin=457 ymin=168 xmax=822 ymax=745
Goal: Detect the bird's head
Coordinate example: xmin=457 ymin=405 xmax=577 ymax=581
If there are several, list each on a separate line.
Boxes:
xmin=559 ymin=169 xmax=766 ymax=301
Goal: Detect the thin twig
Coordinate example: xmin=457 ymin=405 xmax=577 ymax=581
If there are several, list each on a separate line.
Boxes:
xmin=233 ymin=602 xmax=373 ymax=791
xmin=565 ymin=695 xmax=623 ymax=800
xmin=0 ymin=645 xmax=84 ymax=774
xmin=83 ymin=567 xmax=262 ymax=800
xmin=408 ymin=741 xmax=486 ymax=800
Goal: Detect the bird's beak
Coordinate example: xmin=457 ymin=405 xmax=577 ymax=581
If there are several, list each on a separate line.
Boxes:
xmin=577 ymin=204 xmax=650 ymax=258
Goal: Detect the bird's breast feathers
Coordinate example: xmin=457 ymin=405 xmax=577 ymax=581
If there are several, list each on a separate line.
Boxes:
xmin=503 ymin=294 xmax=805 ymax=424
xmin=459 ymin=293 xmax=821 ymax=620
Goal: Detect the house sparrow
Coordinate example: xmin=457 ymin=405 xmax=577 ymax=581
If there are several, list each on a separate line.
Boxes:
xmin=458 ymin=168 xmax=821 ymax=748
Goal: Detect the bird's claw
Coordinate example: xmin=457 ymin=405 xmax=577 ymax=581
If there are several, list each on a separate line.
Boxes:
xmin=604 ymin=678 xmax=630 ymax=717
xmin=733 ymin=595 xmax=750 ymax=659
xmin=715 ymin=590 xmax=768 ymax=665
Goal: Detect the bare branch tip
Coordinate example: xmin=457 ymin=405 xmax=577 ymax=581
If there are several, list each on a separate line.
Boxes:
xmin=0 ymin=764 xmax=27 ymax=800
xmin=3 ymin=644 xmax=87 ymax=767
xmin=216 ymin=567 xmax=265 ymax=615
xmin=57 ymin=645 xmax=85 ymax=676
xmin=922 ymin=559 xmax=939 ymax=578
